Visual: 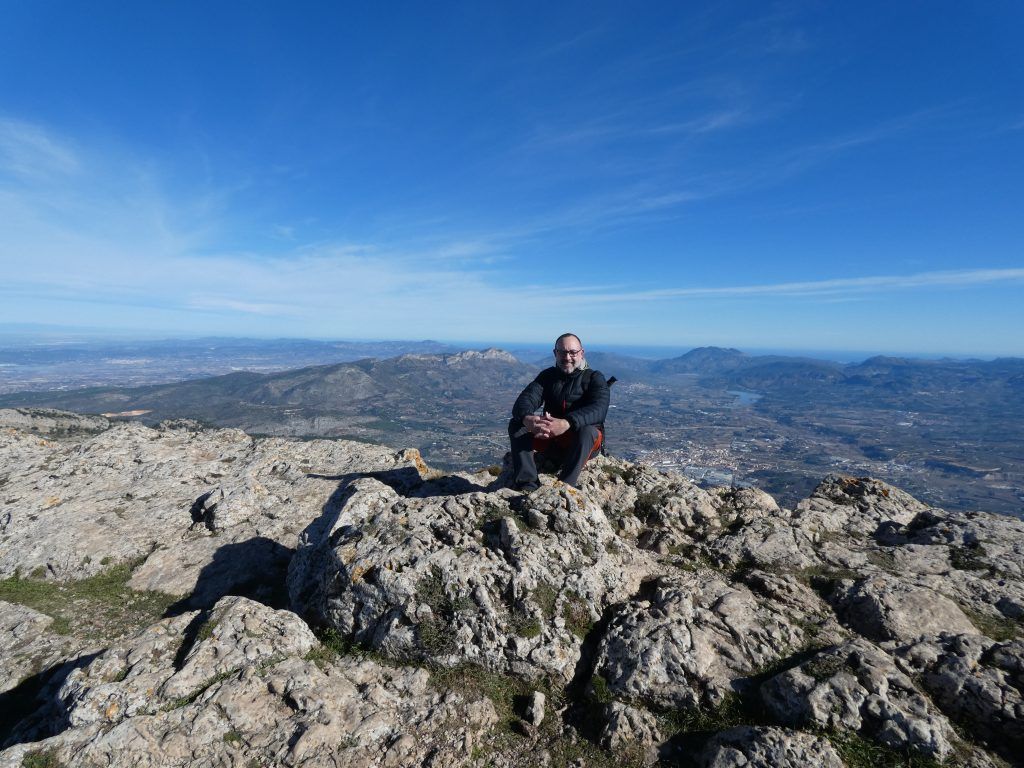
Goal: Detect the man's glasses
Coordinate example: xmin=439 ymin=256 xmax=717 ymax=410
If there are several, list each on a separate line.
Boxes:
xmin=554 ymin=348 xmax=583 ymax=357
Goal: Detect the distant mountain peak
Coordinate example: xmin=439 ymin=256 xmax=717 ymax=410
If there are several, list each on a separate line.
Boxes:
xmin=681 ymin=346 xmax=746 ymax=358
xmin=445 ymin=348 xmax=518 ymax=365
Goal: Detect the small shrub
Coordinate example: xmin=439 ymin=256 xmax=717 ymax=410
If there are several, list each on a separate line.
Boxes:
xmin=804 ymin=653 xmax=845 ymax=682
xmin=590 ymin=673 xmax=613 ymax=704
xmin=632 ymin=490 xmax=669 ymax=520
xmin=561 ymin=591 xmax=592 ymax=638
xmin=950 ymin=545 xmax=989 ymax=572
xmin=510 ymin=611 xmax=542 ymax=639
xmin=476 ymin=502 xmax=509 ymax=529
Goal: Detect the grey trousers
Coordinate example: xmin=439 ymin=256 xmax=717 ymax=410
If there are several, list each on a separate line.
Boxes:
xmin=508 ymin=421 xmax=603 ymax=487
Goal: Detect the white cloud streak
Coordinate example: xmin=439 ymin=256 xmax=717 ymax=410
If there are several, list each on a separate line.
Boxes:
xmin=1 ymin=118 xmax=1021 ymax=347
xmin=0 ymin=118 xmax=80 ymax=180
xmin=574 ymin=269 xmax=1024 ymax=303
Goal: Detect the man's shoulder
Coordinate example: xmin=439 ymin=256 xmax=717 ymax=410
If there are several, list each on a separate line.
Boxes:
xmin=536 ymin=366 xmax=560 ymax=381
xmin=583 ymin=367 xmax=607 ymax=384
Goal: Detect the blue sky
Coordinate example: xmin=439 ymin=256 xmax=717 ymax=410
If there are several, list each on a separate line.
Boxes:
xmin=1 ymin=1 xmax=1022 ymax=356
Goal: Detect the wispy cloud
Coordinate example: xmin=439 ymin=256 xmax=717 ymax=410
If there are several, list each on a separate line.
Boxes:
xmin=1 ymin=117 xmax=1019 ymax=350
xmin=0 ymin=118 xmax=80 ymax=181
xmin=578 ymin=269 xmax=1024 ymax=302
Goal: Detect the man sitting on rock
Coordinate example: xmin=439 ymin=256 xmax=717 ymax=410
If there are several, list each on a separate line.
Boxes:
xmin=508 ymin=332 xmax=609 ymax=491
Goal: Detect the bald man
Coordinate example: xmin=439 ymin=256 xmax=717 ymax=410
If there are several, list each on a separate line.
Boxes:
xmin=508 ymin=332 xmax=609 ymax=490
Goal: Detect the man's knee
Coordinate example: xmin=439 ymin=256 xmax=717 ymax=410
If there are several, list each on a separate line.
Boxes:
xmin=575 ymin=424 xmax=601 ymax=445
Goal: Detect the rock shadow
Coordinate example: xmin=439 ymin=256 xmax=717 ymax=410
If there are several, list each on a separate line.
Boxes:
xmin=0 ymin=651 xmax=101 ymax=749
xmin=164 ymin=536 xmax=293 ymax=617
xmin=308 ymin=465 xmax=505 ymax=500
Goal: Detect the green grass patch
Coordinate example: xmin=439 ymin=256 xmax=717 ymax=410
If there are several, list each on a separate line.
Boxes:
xmin=670 ymin=545 xmax=715 ymax=571
xmin=429 ymin=663 xmax=533 ymax=735
xmin=793 ymin=565 xmax=861 ymax=598
xmin=0 ymin=558 xmax=176 ymax=642
xmin=21 ymin=749 xmax=62 ymax=768
xmin=866 ymin=548 xmax=899 ymax=571
xmin=949 ymin=545 xmax=989 ymax=573
xmin=590 ymin=673 xmax=613 ymax=705
xmin=303 ymin=625 xmax=395 ymax=669
xmin=963 ymin=608 xmax=1021 ymax=641
xmin=476 ymin=502 xmax=509 ymax=528
xmin=196 ymin=617 xmax=219 ymax=642
xmin=223 ymin=729 xmax=243 ymax=746
xmin=803 ymin=652 xmax=846 ymax=682
xmin=414 ymin=566 xmax=474 ymax=656
xmin=532 ymin=582 xmax=558 ymax=620
xmin=510 ymin=610 xmax=542 ymax=639
xmin=825 ymin=730 xmax=944 ymax=768
xmin=428 ymin=664 xmax=646 ymax=768
xmin=662 ymin=692 xmax=752 ymax=736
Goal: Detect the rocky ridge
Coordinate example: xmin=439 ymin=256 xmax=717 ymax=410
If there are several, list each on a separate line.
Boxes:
xmin=1 ymin=408 xmax=1022 ymax=767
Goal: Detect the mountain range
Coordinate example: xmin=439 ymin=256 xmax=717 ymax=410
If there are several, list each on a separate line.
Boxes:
xmin=1 ymin=346 xmax=1021 ymax=517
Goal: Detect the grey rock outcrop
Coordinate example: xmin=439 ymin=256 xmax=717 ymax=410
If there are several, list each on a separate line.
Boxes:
xmin=833 ymin=575 xmax=978 ymax=642
xmin=2 ymin=415 xmax=1023 ymax=767
xmin=761 ymin=639 xmax=957 ymax=758
xmin=0 ymin=407 xmax=109 ymax=437
xmin=0 ymin=419 xmax=427 ymax=601
xmin=2 ymin=596 xmax=497 ymax=768
xmin=288 ymin=477 xmax=657 ymax=679
xmin=896 ymin=633 xmax=1024 ymax=756
xmin=591 ymin=573 xmax=807 ymax=710
xmin=0 ymin=602 xmax=73 ymax=695
xmin=699 ymin=726 xmax=844 ymax=768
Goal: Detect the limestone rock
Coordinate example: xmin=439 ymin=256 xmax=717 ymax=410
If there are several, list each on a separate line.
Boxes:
xmin=1 ymin=414 xmax=1022 ymax=768
xmin=699 ymin=726 xmax=844 ymax=768
xmin=525 ymin=690 xmax=546 ymax=726
xmin=2 ymin=596 xmax=497 ymax=768
xmin=599 ymin=702 xmax=662 ymax=764
xmin=289 ymin=478 xmax=657 ymax=679
xmin=761 ymin=639 xmax=957 ymax=758
xmin=0 ymin=602 xmax=77 ymax=695
xmin=797 ymin=475 xmax=928 ymax=536
xmin=591 ymin=573 xmax=806 ymax=710
xmin=833 ymin=575 xmax=977 ymax=642
xmin=896 ymin=633 xmax=1024 ymax=759
xmin=0 ymin=407 xmax=109 ymax=437
xmin=0 ymin=420 xmax=425 ymax=602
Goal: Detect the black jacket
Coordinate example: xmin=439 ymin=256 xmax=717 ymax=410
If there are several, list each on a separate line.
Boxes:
xmin=511 ymin=366 xmax=610 ymax=432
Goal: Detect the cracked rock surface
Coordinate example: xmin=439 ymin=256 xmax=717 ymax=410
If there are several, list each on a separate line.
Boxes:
xmin=2 ymin=410 xmax=1023 ymax=767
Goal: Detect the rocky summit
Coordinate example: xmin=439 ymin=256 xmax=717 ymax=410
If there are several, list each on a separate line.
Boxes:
xmin=1 ymin=408 xmax=1022 ymax=768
